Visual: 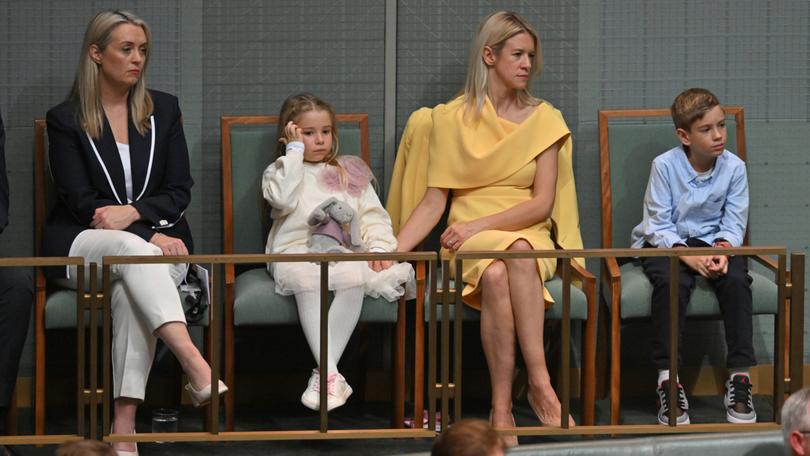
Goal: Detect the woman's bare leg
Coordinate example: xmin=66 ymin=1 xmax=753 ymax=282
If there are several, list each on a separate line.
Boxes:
xmin=479 ymin=260 xmax=517 ymax=433
xmin=155 ymin=322 xmax=211 ymax=390
xmin=502 ymin=240 xmax=572 ymax=427
xmin=111 ymin=397 xmax=138 ymax=452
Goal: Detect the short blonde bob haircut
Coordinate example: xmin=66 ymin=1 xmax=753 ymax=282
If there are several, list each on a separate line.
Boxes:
xmin=70 ymin=10 xmax=153 ymax=140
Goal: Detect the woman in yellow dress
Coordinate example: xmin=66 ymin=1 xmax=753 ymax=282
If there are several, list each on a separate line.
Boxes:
xmin=394 ymin=11 xmax=583 ymax=437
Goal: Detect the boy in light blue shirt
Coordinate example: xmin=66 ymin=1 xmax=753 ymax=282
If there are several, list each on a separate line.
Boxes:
xmin=631 ymin=88 xmax=755 ymax=426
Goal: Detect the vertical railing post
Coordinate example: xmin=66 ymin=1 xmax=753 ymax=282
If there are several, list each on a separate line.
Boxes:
xmin=667 ymin=256 xmax=679 ymax=427
xmin=775 ymin=253 xmax=787 ymax=422
xmin=319 ymin=260 xmax=329 ymax=433
xmin=427 ymin=259 xmax=438 ymax=433
xmin=102 ymin=264 xmax=111 ymax=439
xmin=88 ymin=262 xmax=98 ymax=440
xmin=75 ymin=263 xmax=85 ymax=438
xmin=440 ymin=259 xmax=450 ymax=431
xmin=453 ymin=257 xmax=463 ymax=424
xmin=210 ymin=262 xmax=220 ymax=435
xmin=561 ymin=257 xmax=571 ymax=429
xmin=790 ymin=252 xmax=805 ymax=392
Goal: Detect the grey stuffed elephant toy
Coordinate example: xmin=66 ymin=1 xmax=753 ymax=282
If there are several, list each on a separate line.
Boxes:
xmin=307 ymin=197 xmax=362 ymax=253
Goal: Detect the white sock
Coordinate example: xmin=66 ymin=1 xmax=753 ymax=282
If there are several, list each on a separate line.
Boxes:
xmin=658 ymin=370 xmax=679 ymax=386
xmin=295 ymin=287 xmax=364 ymax=376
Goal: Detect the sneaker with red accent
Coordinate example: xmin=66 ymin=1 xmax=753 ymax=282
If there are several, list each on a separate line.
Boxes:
xmin=656 ymin=380 xmax=690 ymax=425
xmin=724 ymin=374 xmax=757 ymax=423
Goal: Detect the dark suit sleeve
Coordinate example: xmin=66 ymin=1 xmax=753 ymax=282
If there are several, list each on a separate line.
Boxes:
xmin=129 ymin=96 xmax=192 ymax=234
xmin=46 ymin=108 xmax=119 ymax=227
xmin=0 ymin=113 xmax=8 ymax=234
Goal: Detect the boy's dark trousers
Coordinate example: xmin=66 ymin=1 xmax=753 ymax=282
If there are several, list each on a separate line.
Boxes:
xmin=641 ymin=238 xmax=755 ymax=371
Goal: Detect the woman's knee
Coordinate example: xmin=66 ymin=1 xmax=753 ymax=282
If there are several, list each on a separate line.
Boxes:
xmin=117 ymin=233 xmax=162 ymax=257
xmin=481 ymin=260 xmax=509 ymax=292
xmin=504 ymin=239 xmax=535 ymax=272
xmin=507 ymin=239 xmax=532 ymax=251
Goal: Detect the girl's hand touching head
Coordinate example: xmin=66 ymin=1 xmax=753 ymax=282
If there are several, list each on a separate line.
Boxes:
xmin=279 ymin=120 xmax=303 ymax=145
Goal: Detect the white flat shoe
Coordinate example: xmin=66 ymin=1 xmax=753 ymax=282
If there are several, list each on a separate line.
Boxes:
xmin=185 ymin=380 xmax=229 ymax=407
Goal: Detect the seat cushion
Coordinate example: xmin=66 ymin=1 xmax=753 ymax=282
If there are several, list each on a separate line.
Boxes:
xmin=45 ymin=287 xmax=207 ymax=328
xmin=44 ymin=289 xmax=81 ymax=329
xmin=614 ymin=261 xmax=779 ymax=319
xmin=427 ymin=276 xmax=589 ymax=322
xmin=233 ymin=267 xmax=398 ymax=326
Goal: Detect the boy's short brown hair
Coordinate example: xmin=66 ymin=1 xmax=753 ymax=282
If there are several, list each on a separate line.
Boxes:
xmin=431 ymin=419 xmax=505 ymax=456
xmin=670 ymin=88 xmax=722 ymax=131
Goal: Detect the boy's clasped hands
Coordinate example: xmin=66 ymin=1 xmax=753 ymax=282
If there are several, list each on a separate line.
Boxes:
xmin=678 ymin=240 xmax=731 ymax=279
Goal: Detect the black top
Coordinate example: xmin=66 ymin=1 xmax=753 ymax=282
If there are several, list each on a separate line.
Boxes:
xmin=43 ymin=90 xmax=194 ymax=276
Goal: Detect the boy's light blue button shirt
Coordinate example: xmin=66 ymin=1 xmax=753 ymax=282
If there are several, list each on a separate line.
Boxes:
xmin=630 ymin=145 xmax=749 ymax=249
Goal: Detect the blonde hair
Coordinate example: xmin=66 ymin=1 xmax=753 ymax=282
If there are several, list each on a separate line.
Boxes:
xmin=70 ymin=10 xmax=153 ymax=140
xmin=463 ymin=11 xmax=543 ymax=117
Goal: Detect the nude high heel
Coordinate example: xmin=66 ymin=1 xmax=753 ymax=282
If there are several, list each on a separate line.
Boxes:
xmin=185 ymin=380 xmax=229 ymax=407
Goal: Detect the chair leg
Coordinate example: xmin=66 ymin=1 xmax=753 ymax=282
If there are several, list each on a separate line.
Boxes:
xmin=595 ymin=298 xmax=610 ymax=399
xmin=581 ymin=316 xmax=596 ymax=425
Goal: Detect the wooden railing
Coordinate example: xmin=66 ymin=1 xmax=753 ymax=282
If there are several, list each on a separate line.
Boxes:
xmin=0 ymin=257 xmax=88 ymax=446
xmin=443 ymin=247 xmax=804 ymax=438
xmin=1 ymin=247 xmax=805 ymax=446
xmin=99 ymin=252 xmax=436 ymax=444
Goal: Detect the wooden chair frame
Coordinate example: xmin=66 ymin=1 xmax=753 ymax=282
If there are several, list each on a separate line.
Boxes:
xmin=221 ymin=114 xmax=421 ymax=431
xmin=598 ymin=107 xmax=797 ymax=425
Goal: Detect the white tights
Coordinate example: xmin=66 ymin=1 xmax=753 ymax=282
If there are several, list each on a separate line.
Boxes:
xmin=295 ymin=287 xmax=364 ymax=375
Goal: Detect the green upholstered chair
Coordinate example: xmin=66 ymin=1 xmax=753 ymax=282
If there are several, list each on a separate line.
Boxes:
xmin=221 ymin=114 xmax=414 ymax=431
xmin=598 ymin=107 xmax=784 ymax=424
xmin=34 ymin=118 xmax=74 ymax=435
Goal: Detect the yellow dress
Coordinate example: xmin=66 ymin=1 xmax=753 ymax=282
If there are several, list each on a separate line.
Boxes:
xmin=387 ymin=97 xmax=584 ymax=309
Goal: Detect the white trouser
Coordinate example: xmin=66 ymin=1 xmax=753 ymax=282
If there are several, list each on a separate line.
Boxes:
xmin=58 ymin=229 xmax=188 ymax=400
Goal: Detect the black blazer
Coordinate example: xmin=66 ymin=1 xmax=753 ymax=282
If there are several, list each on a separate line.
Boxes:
xmin=43 ymin=90 xmax=194 ymax=276
xmin=0 ymin=112 xmax=7 ymax=234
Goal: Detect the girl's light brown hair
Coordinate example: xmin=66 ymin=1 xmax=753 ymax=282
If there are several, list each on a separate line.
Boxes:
xmin=70 ymin=10 xmax=153 ymax=140
xmin=275 ymin=92 xmax=339 ymax=162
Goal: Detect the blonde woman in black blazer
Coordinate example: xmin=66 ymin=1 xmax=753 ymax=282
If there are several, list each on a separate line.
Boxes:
xmin=44 ymin=11 xmax=226 ymax=454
